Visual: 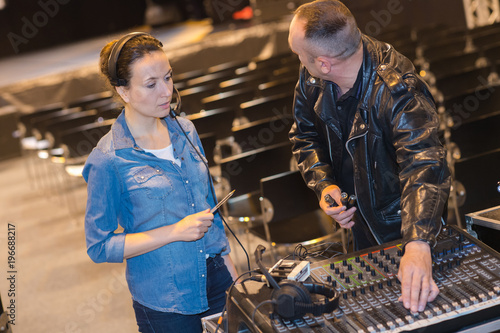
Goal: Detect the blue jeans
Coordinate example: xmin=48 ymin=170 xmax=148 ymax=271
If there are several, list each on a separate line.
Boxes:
xmin=133 ymin=255 xmax=233 ymax=333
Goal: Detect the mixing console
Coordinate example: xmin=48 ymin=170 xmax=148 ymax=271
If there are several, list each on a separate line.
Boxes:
xmin=225 ymin=225 xmax=500 ymax=332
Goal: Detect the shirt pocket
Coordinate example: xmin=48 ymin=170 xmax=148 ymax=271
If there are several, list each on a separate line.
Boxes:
xmin=132 ymin=166 xmax=173 ymax=200
xmin=189 ymin=147 xmax=210 ymax=186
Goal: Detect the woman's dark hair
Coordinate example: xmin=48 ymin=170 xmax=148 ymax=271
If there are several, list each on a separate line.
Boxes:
xmin=99 ymin=34 xmax=164 ymax=90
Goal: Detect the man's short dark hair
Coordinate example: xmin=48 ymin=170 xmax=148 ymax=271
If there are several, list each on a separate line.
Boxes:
xmin=295 ymin=0 xmax=361 ymax=60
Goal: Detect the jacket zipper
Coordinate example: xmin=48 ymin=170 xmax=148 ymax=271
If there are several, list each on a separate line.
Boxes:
xmin=345 ymin=120 xmax=382 ymax=246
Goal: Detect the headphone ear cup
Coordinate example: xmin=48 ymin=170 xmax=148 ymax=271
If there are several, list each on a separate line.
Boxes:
xmin=271 ymin=280 xmax=312 ymax=320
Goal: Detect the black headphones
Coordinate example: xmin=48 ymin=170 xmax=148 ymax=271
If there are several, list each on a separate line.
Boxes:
xmin=254 ymin=245 xmax=340 ymax=320
xmin=107 ymin=32 xmax=163 ymax=87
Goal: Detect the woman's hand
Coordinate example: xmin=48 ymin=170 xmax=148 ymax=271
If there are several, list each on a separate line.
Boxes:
xmin=124 ymin=209 xmax=214 ymax=259
xmin=173 ymin=209 xmax=214 ymax=241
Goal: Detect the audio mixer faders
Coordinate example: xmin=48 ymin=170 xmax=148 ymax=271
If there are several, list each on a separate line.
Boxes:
xmin=223 ymin=225 xmax=500 ymax=332
xmin=306 ymin=225 xmax=500 ymax=332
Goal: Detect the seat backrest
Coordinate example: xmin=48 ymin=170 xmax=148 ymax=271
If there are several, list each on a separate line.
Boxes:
xmin=179 ymin=84 xmax=219 ymax=115
xmin=186 ymin=107 xmax=235 ymax=140
xmin=199 ymin=132 xmax=217 ymax=167
xmin=444 ymin=82 xmax=500 ymax=125
xmin=231 ymin=115 xmax=293 ymax=153
xmin=59 ymin=119 xmax=115 ymax=158
xmin=260 ymin=170 xmax=319 ymax=224
xmin=66 ymin=91 xmax=113 ymax=110
xmin=202 ymin=87 xmax=255 ymax=111
xmin=240 ymin=91 xmax=293 ymax=122
xmin=219 ymin=141 xmax=292 ymax=197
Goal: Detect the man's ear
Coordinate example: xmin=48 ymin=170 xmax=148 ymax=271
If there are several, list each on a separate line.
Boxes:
xmin=115 ymin=86 xmax=129 ymax=104
xmin=317 ymin=56 xmax=331 ymax=75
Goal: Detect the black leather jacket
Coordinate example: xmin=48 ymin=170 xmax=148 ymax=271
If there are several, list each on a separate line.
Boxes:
xmin=289 ymin=35 xmax=451 ymax=247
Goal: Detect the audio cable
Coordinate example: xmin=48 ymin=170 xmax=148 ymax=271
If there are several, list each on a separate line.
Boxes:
xmin=215 ymin=269 xmax=258 ymax=333
xmin=172 ymin=115 xmax=251 ymax=273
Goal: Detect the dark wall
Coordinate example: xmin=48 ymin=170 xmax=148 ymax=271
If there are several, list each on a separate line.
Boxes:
xmin=0 ymin=0 xmax=147 ymax=58
xmin=343 ymin=0 xmax=467 ymax=34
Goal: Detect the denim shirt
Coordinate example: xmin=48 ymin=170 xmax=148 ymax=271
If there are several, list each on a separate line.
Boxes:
xmin=83 ymin=111 xmax=230 ymax=314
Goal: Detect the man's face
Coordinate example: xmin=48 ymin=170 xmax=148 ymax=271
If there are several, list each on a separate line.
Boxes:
xmin=288 ymin=16 xmax=324 ymax=79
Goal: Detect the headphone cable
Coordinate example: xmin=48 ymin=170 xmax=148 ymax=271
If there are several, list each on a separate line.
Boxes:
xmin=172 ymin=115 xmax=251 ymax=273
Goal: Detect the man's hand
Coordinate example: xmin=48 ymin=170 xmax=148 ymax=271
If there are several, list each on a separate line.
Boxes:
xmin=398 ymin=240 xmax=439 ymax=313
xmin=320 ymin=185 xmax=356 ymax=229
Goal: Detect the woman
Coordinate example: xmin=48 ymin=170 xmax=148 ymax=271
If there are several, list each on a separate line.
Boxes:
xmin=83 ymin=32 xmax=238 ymax=332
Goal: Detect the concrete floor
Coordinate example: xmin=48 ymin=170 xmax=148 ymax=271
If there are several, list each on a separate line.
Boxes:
xmin=0 ymin=155 xmax=137 ymax=332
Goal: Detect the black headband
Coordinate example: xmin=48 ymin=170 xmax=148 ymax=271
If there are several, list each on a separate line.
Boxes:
xmin=108 ymin=32 xmax=160 ymax=87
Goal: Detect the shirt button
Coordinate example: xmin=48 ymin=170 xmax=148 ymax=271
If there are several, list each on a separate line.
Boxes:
xmin=200 ymin=250 xmax=203 ymax=253
xmin=360 ymin=124 xmax=366 ymax=130
xmin=192 ymin=203 xmax=195 ymax=207
xmin=156 ymin=169 xmax=160 ymax=173
xmin=337 ymin=106 xmax=342 ymax=111
xmin=186 ymin=180 xmax=189 ymax=184
xmin=140 ymin=176 xmax=144 ymax=179
xmin=202 ymin=274 xmax=205 ymax=278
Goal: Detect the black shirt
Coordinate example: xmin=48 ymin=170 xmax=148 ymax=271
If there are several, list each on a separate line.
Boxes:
xmin=331 ymin=63 xmax=379 ymax=250
xmin=332 ymin=65 xmax=363 ymax=197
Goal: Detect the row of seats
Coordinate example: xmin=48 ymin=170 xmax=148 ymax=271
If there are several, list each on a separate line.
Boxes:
xmin=16 ymin=51 xmax=338 ymax=255
xmin=21 ymin=21 xmax=500 ymax=251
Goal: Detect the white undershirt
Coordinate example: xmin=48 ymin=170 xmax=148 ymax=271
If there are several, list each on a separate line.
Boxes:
xmin=144 ymin=144 xmax=182 ymax=167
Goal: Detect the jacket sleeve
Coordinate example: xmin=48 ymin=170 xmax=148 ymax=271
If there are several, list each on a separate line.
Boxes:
xmin=82 ymin=148 xmax=126 ymax=263
xmin=289 ymin=67 xmax=339 ymax=199
xmin=390 ymin=86 xmax=451 ymax=248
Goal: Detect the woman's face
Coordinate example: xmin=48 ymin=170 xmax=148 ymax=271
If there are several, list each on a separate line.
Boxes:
xmin=117 ymin=51 xmax=174 ymax=119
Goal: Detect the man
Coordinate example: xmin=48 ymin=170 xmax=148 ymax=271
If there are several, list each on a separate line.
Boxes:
xmin=288 ymin=0 xmax=451 ymax=314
